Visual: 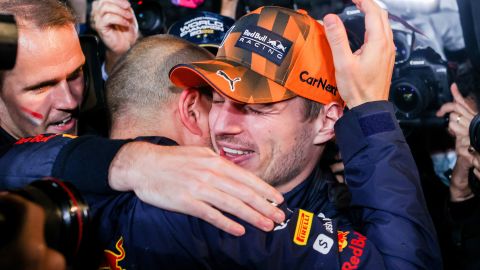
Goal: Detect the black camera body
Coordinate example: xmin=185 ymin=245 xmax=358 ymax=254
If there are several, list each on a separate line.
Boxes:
xmin=130 ymin=0 xmax=165 ymax=36
xmin=390 ymin=46 xmax=451 ymax=125
xmin=339 ymin=6 xmax=451 ymax=126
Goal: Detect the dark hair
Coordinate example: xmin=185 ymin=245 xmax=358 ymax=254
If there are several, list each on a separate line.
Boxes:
xmin=302 ymin=97 xmax=323 ymax=121
xmin=456 ymin=63 xmax=480 ymax=109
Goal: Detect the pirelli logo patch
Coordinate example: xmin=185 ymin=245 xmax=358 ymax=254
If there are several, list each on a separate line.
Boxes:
xmin=293 ymin=209 xmax=314 ymax=245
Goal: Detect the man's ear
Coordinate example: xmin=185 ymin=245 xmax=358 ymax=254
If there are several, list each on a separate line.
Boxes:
xmin=178 ymin=88 xmax=206 ymax=136
xmin=313 ymin=102 xmax=343 ymax=145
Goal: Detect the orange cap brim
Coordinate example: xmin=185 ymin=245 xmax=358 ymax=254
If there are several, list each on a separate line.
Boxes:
xmin=169 ymin=59 xmax=297 ymax=104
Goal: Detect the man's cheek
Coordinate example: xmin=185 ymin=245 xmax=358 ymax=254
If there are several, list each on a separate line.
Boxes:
xmin=20 ymin=106 xmax=44 ymax=126
xmin=69 ymin=78 xmax=85 ymax=104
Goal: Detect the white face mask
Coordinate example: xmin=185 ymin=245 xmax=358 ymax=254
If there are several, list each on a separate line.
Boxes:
xmin=431 ymin=150 xmax=457 ymax=186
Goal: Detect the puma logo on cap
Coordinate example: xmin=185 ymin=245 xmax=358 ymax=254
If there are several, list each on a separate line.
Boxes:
xmin=216 ymin=70 xmax=241 ymax=92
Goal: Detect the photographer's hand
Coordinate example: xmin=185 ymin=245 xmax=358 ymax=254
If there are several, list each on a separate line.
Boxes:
xmin=90 ymin=0 xmax=139 ymax=74
xmin=323 ymin=0 xmax=395 ymax=108
xmin=437 ymin=83 xmax=477 ymax=201
xmin=108 ymin=142 xmax=285 ymax=236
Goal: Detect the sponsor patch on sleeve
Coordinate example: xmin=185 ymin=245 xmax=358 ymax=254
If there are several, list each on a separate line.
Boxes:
xmin=337 ymin=231 xmax=350 ymax=252
xmin=235 ymin=25 xmax=292 ymax=65
xmin=341 ymin=231 xmax=367 ymax=270
xmin=293 ymin=209 xmax=314 ymax=246
xmin=313 ymin=233 xmax=334 ymax=255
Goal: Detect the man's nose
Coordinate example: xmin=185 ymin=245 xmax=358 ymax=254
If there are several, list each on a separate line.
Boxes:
xmin=211 ymin=101 xmax=244 ymax=136
xmin=51 ymin=81 xmax=80 ymax=110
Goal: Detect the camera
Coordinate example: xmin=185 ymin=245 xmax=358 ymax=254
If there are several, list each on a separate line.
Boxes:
xmin=0 ymin=178 xmax=89 ymax=263
xmin=130 ymin=0 xmax=165 ymax=36
xmin=0 ymin=14 xmax=18 ymax=70
xmin=339 ymin=6 xmax=451 ymax=126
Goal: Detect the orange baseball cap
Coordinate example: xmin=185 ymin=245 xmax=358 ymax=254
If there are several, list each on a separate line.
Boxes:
xmin=169 ymin=6 xmax=344 ymax=106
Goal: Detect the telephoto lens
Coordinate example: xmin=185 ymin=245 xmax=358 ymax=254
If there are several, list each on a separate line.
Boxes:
xmin=11 ymin=178 xmax=89 ymax=263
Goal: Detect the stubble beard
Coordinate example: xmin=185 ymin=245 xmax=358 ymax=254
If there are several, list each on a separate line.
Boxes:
xmin=259 ymin=127 xmax=314 ymax=188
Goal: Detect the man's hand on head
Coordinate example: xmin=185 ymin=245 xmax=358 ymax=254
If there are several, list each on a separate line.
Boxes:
xmin=90 ymin=0 xmax=139 ymax=73
xmin=323 ymin=0 xmax=395 ymax=108
xmin=108 ymin=141 xmax=286 ymax=236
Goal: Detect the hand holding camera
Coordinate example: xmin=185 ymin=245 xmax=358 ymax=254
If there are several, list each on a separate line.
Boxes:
xmin=436 ymin=84 xmax=477 ymax=201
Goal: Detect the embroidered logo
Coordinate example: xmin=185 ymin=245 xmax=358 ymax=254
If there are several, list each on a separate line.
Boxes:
xmin=235 ymin=25 xmax=292 ymax=65
xmin=99 ymin=237 xmax=126 ymax=270
xmin=313 ymin=234 xmax=334 ymax=255
xmin=216 ymin=70 xmax=241 ymax=92
xmin=293 ymin=209 xmax=314 ymax=246
xmin=337 ymin=231 xmax=350 ymax=252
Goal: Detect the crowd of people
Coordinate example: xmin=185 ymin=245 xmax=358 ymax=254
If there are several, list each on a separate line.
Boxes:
xmin=0 ymin=0 xmax=479 ymax=269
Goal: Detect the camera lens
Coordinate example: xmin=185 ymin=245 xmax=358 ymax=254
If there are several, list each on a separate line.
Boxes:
xmin=134 ymin=2 xmax=164 ymax=36
xmin=390 ymin=75 xmax=431 ymax=119
xmin=393 ymin=83 xmax=419 ymax=113
xmin=12 ymin=178 xmax=89 ymax=263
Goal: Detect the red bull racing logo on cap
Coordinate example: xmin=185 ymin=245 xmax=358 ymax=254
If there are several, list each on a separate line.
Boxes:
xmin=235 ymin=25 xmax=292 ymax=65
xmin=293 ymin=209 xmax=314 ymax=245
xmin=99 ymin=237 xmax=126 ymax=270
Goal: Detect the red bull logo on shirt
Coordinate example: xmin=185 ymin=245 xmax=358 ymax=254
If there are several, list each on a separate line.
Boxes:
xmin=337 ymin=231 xmax=350 ymax=252
xmin=342 ymin=232 xmax=367 ymax=270
xmin=14 ymin=133 xmax=77 ymax=145
xmin=99 ymin=237 xmax=126 ymax=270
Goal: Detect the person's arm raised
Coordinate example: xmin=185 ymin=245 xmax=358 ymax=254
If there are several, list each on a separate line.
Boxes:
xmin=90 ymin=0 xmax=139 ymax=74
xmin=108 ymin=141 xmax=285 ymax=236
xmin=324 ymin=0 xmax=441 ymax=268
xmin=323 ymin=0 xmax=395 ymax=107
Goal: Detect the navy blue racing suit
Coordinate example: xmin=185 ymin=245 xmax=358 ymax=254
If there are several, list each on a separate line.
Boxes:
xmin=0 ymin=101 xmax=442 ymax=269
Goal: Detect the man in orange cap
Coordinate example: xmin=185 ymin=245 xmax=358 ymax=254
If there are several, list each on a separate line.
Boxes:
xmin=167 ymin=1 xmax=441 ymax=269
xmin=71 ymin=1 xmax=439 ymax=269
xmin=0 ymin=0 xmax=441 ymax=269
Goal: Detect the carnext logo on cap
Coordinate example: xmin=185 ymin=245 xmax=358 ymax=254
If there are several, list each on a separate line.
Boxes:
xmin=235 ymin=25 xmax=292 ymax=65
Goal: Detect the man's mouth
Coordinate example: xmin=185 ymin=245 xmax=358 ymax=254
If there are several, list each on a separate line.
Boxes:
xmin=219 ymin=146 xmax=254 ymax=164
xmin=49 ymin=116 xmax=76 ymax=132
xmin=222 ymin=147 xmax=253 ymax=156
xmin=53 ymin=116 xmax=72 ymax=126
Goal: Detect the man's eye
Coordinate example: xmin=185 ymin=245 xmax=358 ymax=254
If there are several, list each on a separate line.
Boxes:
xmin=212 ymin=99 xmax=224 ymax=104
xmin=245 ymin=106 xmax=264 ymax=115
xmin=68 ymin=71 xmax=82 ymax=81
xmin=31 ymin=86 xmax=50 ymax=94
